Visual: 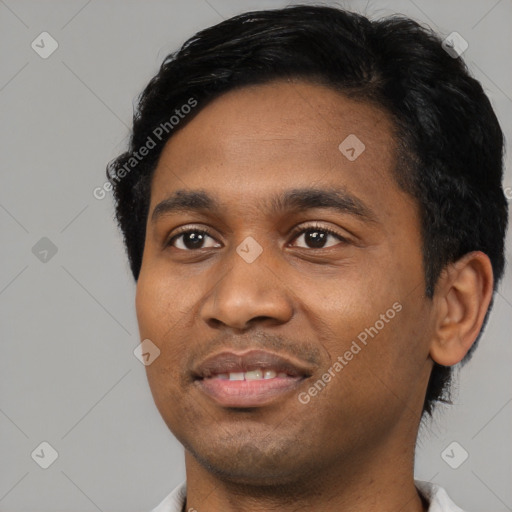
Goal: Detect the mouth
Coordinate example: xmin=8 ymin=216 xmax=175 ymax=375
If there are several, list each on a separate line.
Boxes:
xmin=192 ymin=349 xmax=313 ymax=408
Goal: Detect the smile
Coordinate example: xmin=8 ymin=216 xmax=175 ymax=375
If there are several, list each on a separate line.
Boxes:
xmin=192 ymin=349 xmax=313 ymax=407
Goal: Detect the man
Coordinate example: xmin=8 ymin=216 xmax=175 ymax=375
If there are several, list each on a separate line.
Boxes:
xmin=107 ymin=5 xmax=508 ymax=511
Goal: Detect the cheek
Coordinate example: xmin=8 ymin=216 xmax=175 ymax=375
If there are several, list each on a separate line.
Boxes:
xmin=135 ymin=266 xmax=198 ymax=376
xmin=135 ymin=273 xmax=164 ymax=341
xmin=304 ymin=304 xmax=428 ymax=438
xmin=135 ymin=272 xmax=187 ymax=420
xmin=302 ymin=254 xmax=429 ymax=401
xmin=303 ymin=257 xmax=400 ymax=333
xmin=135 ymin=265 xmax=192 ymax=341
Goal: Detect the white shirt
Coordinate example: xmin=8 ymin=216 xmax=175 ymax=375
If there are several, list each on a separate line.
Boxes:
xmin=150 ymin=480 xmax=465 ymax=511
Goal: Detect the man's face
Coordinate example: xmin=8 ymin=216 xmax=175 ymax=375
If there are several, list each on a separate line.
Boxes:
xmin=136 ymin=80 xmax=435 ymax=484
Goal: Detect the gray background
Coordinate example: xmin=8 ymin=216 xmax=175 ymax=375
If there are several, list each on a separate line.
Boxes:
xmin=1 ymin=0 xmax=511 ymax=510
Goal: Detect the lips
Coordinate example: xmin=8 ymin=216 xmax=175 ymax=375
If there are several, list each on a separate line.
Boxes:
xmin=192 ymin=349 xmax=313 ymax=380
xmin=192 ymin=349 xmax=314 ymax=408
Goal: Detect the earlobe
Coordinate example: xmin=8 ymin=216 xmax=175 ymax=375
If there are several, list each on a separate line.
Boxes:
xmin=429 ymin=251 xmax=494 ymax=367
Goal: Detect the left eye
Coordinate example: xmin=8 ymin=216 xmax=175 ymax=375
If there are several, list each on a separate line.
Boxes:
xmin=168 ymin=230 xmax=220 ymax=250
xmin=291 ymin=227 xmax=346 ymax=249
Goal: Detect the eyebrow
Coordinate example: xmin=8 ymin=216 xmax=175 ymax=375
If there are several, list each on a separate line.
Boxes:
xmin=151 ymin=187 xmax=378 ymax=224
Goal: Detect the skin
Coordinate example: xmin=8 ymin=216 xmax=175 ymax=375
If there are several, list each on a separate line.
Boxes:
xmin=135 ymin=79 xmax=494 ymax=512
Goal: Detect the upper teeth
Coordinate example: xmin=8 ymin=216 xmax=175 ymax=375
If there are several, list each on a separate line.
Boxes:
xmin=210 ymin=369 xmax=289 ymax=381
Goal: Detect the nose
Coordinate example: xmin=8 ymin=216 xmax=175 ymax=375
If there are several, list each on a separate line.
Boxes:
xmin=200 ymin=244 xmax=294 ymax=331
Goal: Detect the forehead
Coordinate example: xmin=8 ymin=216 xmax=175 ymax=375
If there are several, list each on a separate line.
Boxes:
xmin=150 ymin=79 xmax=399 ymax=209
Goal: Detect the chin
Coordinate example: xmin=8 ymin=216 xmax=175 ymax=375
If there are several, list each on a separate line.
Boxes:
xmin=184 ymin=434 xmax=314 ymax=486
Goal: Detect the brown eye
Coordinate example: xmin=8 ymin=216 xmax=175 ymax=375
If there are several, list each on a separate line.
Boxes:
xmin=168 ymin=229 xmax=221 ymax=250
xmin=291 ymin=226 xmax=347 ymax=249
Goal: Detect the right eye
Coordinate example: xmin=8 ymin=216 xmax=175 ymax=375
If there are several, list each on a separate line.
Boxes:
xmin=167 ymin=228 xmax=222 ymax=251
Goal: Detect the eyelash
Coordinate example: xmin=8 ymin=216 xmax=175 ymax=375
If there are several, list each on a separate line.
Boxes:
xmin=290 ymin=224 xmax=347 ymax=246
xmin=166 ymin=223 xmax=348 ymax=250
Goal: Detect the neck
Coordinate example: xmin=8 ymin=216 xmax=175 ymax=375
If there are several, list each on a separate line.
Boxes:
xmin=183 ymin=429 xmax=427 ymax=512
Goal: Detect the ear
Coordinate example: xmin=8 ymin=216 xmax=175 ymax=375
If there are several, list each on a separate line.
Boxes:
xmin=429 ymin=251 xmax=494 ymax=366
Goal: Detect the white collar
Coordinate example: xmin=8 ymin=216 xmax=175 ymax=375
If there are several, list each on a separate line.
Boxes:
xmin=151 ymin=479 xmax=465 ymax=512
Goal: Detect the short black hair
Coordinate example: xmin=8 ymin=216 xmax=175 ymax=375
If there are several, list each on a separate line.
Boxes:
xmin=107 ymin=4 xmax=508 ymax=416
